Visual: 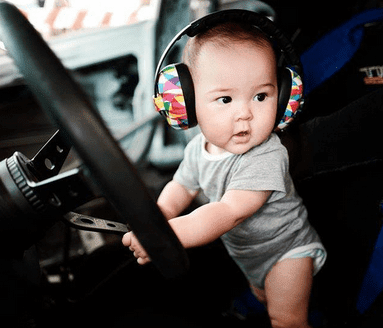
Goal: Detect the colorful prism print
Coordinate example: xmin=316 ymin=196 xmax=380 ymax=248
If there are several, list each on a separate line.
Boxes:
xmin=276 ymin=67 xmax=304 ymax=131
xmin=153 ymin=64 xmax=188 ymax=130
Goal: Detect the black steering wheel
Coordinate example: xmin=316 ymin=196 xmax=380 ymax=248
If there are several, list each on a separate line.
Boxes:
xmin=0 ymin=2 xmax=188 ymax=278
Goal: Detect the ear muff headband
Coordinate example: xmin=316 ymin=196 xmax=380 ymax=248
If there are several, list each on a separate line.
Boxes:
xmin=153 ymin=9 xmax=304 ymax=131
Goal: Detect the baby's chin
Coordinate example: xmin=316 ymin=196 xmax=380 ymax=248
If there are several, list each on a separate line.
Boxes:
xmin=208 ymin=134 xmax=267 ymax=155
xmin=223 ymin=143 xmax=258 ymax=155
xmin=224 ymin=137 xmax=266 ymax=155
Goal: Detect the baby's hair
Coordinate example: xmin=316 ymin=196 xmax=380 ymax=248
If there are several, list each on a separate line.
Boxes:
xmin=183 ymin=21 xmax=276 ymax=71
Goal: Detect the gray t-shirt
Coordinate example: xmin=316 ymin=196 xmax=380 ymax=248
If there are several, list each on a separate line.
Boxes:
xmin=173 ymin=132 xmax=322 ymax=288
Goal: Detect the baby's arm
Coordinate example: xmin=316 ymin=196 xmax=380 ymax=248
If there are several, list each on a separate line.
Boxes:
xmin=123 ymin=180 xmax=197 ymax=264
xmin=123 ymin=188 xmax=271 ymax=264
xmin=157 ymin=180 xmax=199 ymax=220
xmin=168 ymin=189 xmax=271 ymax=248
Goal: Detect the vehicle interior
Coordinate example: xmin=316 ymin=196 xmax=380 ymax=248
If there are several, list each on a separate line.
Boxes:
xmin=0 ymin=0 xmax=382 ymax=327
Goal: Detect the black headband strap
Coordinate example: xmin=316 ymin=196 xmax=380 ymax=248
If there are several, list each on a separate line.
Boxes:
xmin=154 ymin=9 xmax=302 ymax=96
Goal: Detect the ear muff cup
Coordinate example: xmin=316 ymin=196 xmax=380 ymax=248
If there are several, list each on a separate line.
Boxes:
xmin=154 ymin=63 xmax=197 ymax=130
xmin=277 ymin=66 xmax=304 ymax=131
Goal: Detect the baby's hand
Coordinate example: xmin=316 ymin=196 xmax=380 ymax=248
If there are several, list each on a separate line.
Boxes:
xmin=122 ymin=232 xmax=151 ymax=265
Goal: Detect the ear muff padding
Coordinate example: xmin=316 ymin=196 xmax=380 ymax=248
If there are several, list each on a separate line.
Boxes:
xmin=277 ymin=67 xmax=292 ymax=124
xmin=175 ymin=63 xmax=197 ymax=128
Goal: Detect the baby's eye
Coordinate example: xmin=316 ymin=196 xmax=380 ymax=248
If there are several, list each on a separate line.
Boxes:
xmin=254 ymin=93 xmax=267 ymax=102
xmin=217 ymin=96 xmax=232 ymax=104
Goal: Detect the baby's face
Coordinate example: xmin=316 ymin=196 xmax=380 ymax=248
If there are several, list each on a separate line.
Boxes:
xmin=193 ymin=41 xmax=278 ymax=155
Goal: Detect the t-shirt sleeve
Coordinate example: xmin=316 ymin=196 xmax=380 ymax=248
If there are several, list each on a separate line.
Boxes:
xmin=173 ymin=135 xmax=201 ymax=192
xmin=226 ymin=143 xmax=288 ymax=202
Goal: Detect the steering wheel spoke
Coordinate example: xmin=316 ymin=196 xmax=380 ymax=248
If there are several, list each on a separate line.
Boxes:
xmin=63 ymin=212 xmax=130 ymax=235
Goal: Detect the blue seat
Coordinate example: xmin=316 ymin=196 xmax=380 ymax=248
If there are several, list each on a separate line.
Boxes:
xmin=301 ymin=8 xmax=383 ymax=315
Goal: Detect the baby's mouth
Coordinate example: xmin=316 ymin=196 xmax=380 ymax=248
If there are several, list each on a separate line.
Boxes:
xmin=234 ymin=131 xmax=249 ymax=137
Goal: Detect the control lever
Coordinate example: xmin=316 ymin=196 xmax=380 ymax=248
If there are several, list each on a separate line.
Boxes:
xmin=63 ymin=212 xmax=130 ymax=235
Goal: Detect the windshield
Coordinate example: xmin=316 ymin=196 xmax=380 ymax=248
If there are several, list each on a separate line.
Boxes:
xmin=7 ymin=0 xmax=156 ymax=40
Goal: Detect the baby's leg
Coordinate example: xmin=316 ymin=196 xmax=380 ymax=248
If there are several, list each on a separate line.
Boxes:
xmin=262 ymin=257 xmax=313 ymax=328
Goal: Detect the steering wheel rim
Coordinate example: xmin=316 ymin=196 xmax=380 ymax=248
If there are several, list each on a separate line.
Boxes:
xmin=0 ymin=2 xmax=189 ymax=278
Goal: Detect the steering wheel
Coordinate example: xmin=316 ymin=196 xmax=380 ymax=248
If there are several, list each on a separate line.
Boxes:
xmin=0 ymin=2 xmax=189 ymax=278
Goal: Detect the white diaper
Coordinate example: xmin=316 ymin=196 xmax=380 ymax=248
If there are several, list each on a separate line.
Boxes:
xmin=278 ymin=242 xmax=327 ymax=275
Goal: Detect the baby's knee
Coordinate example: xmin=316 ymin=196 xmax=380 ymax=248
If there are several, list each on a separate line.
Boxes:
xmin=269 ymin=311 xmax=311 ymax=328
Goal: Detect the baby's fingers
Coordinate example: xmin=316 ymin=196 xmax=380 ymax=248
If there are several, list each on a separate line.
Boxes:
xmin=122 ymin=232 xmax=132 ymax=247
xmin=137 ymin=256 xmax=151 ymax=265
xmin=122 ymin=232 xmax=151 ymax=265
xmin=132 ymin=248 xmax=151 ymax=265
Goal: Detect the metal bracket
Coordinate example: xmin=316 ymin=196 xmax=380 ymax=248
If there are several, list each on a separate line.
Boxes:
xmin=28 ymin=130 xmax=71 ymax=180
xmin=28 ymin=166 xmax=97 ymax=213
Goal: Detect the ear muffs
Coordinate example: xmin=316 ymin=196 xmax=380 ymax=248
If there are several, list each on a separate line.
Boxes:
xmin=154 ymin=64 xmax=304 ymax=132
xmin=153 ymin=9 xmax=305 ymax=131
xmin=153 ymin=63 xmax=197 ymax=130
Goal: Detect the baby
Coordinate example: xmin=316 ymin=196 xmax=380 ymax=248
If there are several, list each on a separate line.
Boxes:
xmin=123 ymin=21 xmax=326 ymax=328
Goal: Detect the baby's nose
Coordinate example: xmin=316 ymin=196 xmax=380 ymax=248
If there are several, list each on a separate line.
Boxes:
xmin=235 ymin=104 xmax=253 ymax=121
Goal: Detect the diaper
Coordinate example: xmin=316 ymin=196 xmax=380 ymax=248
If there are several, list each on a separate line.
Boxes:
xmin=278 ymin=242 xmax=327 ymax=275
